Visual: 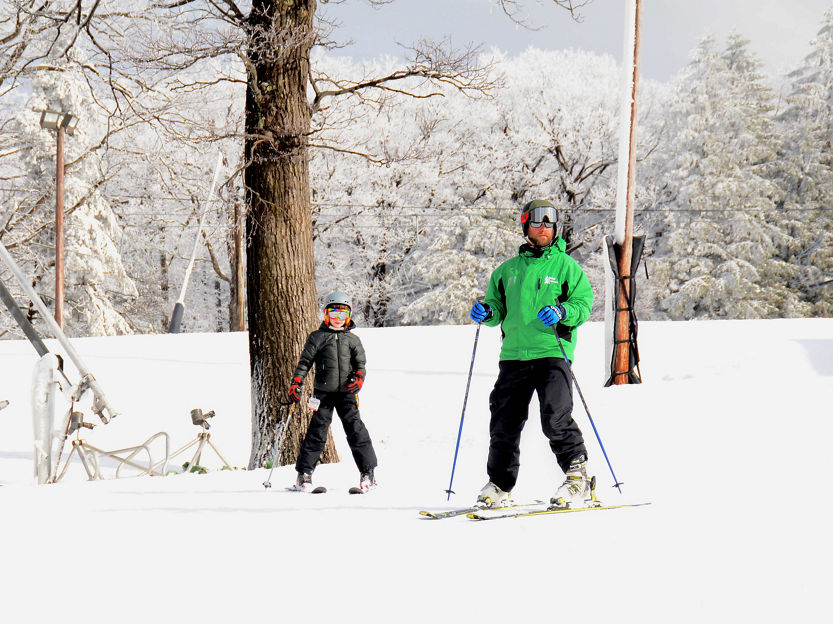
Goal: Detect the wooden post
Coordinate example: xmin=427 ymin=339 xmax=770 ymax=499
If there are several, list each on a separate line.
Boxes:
xmin=55 ymin=126 xmax=65 ymax=329
xmin=613 ymin=0 xmax=641 ymax=385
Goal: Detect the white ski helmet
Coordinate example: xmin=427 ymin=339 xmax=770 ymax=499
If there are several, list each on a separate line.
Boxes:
xmin=323 ymin=291 xmax=352 ymax=311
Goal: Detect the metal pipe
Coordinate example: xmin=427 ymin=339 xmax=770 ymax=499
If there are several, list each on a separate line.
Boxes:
xmin=0 ymin=242 xmax=117 ymax=423
xmin=55 ymin=126 xmax=65 ymax=329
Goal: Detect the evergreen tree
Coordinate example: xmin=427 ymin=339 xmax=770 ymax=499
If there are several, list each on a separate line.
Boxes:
xmin=776 ymin=8 xmax=833 ymax=315
xmin=653 ymin=34 xmax=806 ymax=319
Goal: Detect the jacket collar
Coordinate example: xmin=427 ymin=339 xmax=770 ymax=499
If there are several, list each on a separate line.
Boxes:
xmin=319 ymin=319 xmax=356 ymax=332
xmin=518 ymin=236 xmax=566 ymax=258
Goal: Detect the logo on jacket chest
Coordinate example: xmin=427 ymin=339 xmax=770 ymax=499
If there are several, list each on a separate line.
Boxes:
xmin=543 ymin=275 xmax=560 ymax=285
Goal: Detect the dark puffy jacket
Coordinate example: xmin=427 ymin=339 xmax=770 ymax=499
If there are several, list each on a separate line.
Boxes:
xmin=292 ymin=321 xmax=366 ymax=393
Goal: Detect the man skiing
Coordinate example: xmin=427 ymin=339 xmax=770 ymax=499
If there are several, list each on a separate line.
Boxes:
xmin=469 ymin=199 xmax=594 ymax=509
xmin=288 ymin=291 xmax=378 ymax=492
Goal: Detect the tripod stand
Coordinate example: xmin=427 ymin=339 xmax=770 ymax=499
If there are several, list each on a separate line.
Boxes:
xmin=151 ymin=408 xmax=232 ymax=474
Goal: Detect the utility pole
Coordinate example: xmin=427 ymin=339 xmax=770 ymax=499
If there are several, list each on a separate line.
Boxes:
xmin=607 ymin=0 xmax=643 ymax=386
xmin=55 ymin=123 xmax=65 ymax=329
xmin=39 ymin=111 xmax=78 ymax=330
xmin=604 ymin=0 xmax=645 ymax=386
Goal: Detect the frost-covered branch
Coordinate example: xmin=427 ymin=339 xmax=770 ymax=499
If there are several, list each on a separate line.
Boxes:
xmin=498 ymin=0 xmax=592 ymax=28
xmin=311 ymin=38 xmax=499 ymax=113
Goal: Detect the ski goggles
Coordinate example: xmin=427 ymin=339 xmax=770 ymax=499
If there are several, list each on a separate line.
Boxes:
xmin=326 ymin=307 xmax=351 ymax=320
xmin=521 ymin=204 xmax=558 ymax=228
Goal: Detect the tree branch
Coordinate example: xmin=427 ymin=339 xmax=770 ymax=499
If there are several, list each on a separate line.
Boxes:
xmin=311 ymin=37 xmax=499 ymax=113
xmin=499 ymin=0 xmax=592 ymax=28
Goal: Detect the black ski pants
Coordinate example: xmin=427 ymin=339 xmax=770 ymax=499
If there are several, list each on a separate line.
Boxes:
xmin=487 ymin=357 xmax=586 ymax=492
xmin=295 ymin=391 xmax=377 ymax=475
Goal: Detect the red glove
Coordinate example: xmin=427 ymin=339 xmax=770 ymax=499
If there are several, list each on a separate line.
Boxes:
xmin=288 ymin=376 xmax=303 ymax=403
xmin=347 ymin=371 xmax=364 ymax=393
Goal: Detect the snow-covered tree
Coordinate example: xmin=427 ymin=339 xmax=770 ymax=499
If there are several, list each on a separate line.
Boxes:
xmin=309 ymin=49 xmax=626 ymax=326
xmin=775 ymin=7 xmax=833 ymax=316
xmin=651 ymin=34 xmax=806 ymax=319
xmin=3 ymin=53 xmax=138 ymax=336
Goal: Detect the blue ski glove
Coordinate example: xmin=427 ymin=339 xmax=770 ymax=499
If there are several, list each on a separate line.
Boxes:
xmin=469 ymin=301 xmax=492 ymax=323
xmin=537 ymin=304 xmax=566 ymax=327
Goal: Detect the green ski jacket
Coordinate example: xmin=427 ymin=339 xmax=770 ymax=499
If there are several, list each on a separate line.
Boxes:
xmin=482 ymin=237 xmax=593 ymax=362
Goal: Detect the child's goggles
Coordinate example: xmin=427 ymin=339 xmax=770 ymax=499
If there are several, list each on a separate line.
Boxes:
xmin=326 ymin=308 xmax=351 ymax=320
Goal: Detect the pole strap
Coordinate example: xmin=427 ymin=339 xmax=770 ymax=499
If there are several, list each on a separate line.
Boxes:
xmin=605 ymin=237 xmax=644 ymax=387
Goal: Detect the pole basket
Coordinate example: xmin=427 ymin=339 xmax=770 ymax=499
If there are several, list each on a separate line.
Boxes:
xmin=603 ymin=234 xmax=645 ymax=386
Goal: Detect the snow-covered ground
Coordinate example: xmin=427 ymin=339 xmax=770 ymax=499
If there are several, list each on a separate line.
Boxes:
xmin=1 ymin=319 xmax=831 ymax=622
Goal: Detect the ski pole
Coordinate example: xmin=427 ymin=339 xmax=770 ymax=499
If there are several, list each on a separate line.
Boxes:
xmin=263 ymin=402 xmax=297 ymax=489
xmin=445 ymin=321 xmax=482 ymax=501
xmin=553 ymin=326 xmax=623 ymax=494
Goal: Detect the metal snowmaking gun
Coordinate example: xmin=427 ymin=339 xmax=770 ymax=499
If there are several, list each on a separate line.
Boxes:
xmin=0 ymin=242 xmax=149 ymax=483
xmin=0 ymin=243 xmax=117 ymax=425
xmin=1 ymin=240 xmax=235 ymax=482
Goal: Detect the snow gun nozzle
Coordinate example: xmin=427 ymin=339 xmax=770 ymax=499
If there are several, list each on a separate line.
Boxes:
xmin=68 ymin=412 xmax=96 ymax=435
xmin=191 ymin=408 xmax=215 ymax=430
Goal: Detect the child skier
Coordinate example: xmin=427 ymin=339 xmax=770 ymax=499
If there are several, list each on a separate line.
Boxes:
xmin=287 ymin=291 xmax=378 ymax=492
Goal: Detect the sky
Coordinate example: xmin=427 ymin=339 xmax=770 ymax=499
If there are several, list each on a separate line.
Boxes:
xmin=323 ymin=0 xmax=833 ymax=81
xmin=1 ymin=319 xmax=831 ymax=621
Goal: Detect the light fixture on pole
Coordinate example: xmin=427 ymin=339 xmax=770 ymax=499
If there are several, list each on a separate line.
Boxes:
xmin=38 ymin=110 xmax=78 ymax=330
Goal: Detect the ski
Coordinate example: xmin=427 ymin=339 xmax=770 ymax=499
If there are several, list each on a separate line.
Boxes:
xmin=467 ymin=501 xmax=651 ymax=520
xmin=419 ymin=500 xmax=545 ymax=520
xmin=285 ymin=485 xmax=327 ymax=494
xmin=419 ymin=506 xmax=481 ymax=519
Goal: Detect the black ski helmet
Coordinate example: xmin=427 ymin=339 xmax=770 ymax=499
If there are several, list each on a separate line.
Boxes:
xmin=520 ymin=199 xmax=558 ymax=237
xmin=323 ymin=291 xmax=352 ymax=311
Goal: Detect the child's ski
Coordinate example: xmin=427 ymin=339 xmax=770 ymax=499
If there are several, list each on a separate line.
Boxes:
xmin=285 ymin=486 xmax=327 ymax=494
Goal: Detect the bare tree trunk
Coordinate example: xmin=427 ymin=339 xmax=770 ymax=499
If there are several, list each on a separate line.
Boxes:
xmin=228 ymin=197 xmax=246 ymax=332
xmin=160 ymin=250 xmax=169 ymax=330
xmin=246 ymin=0 xmax=337 ymax=469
